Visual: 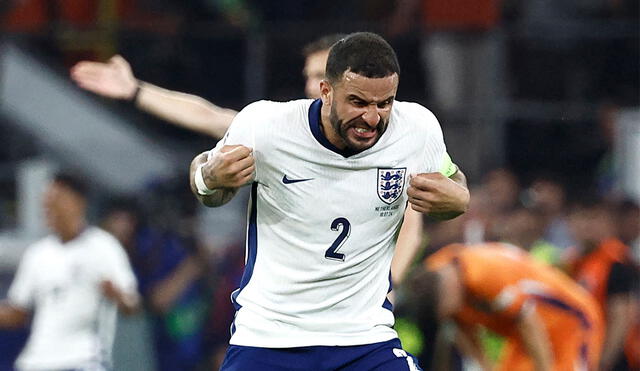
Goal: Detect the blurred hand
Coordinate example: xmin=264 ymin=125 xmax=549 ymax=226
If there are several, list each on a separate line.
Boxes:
xmin=100 ymin=280 xmax=121 ymax=303
xmin=202 ymin=145 xmax=255 ymax=189
xmin=407 ymin=172 xmax=470 ymax=219
xmin=101 ymin=279 xmax=140 ymax=314
xmin=70 ymin=55 xmax=138 ymax=100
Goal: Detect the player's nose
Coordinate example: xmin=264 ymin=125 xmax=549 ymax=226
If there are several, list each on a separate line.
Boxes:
xmin=361 ymin=105 xmax=380 ymax=127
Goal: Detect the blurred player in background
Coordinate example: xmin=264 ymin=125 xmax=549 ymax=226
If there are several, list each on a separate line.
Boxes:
xmin=410 ymin=242 xmax=603 ymax=371
xmin=191 ymin=32 xmax=469 ymax=370
xmin=0 ymin=172 xmax=139 ymax=371
xmin=565 ymin=199 xmax=640 ymax=371
xmin=70 ymin=33 xmax=425 ymax=286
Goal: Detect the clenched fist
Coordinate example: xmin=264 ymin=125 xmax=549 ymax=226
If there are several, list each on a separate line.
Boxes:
xmin=201 ymin=145 xmax=255 ymax=189
xmin=407 ymin=172 xmax=469 ymax=220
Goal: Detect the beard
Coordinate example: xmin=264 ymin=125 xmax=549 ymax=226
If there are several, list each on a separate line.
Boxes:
xmin=329 ymin=103 xmax=389 ymax=154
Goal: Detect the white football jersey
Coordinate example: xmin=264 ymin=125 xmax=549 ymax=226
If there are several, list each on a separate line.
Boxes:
xmin=213 ymin=99 xmax=447 ymax=347
xmin=8 ymin=227 xmax=138 ymax=370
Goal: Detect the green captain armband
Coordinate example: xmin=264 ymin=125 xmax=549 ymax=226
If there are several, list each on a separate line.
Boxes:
xmin=439 ymin=152 xmax=458 ymax=178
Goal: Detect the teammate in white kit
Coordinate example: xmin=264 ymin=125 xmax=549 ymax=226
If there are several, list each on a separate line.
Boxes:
xmin=0 ymin=173 xmax=140 ymax=371
xmin=190 ymin=32 xmax=470 ymax=370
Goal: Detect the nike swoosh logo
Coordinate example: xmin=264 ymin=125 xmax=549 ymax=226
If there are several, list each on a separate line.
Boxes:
xmin=282 ymin=175 xmax=314 ymax=184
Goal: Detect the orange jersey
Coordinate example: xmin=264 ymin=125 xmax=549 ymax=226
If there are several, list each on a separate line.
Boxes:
xmin=566 ymin=238 xmax=630 ymax=308
xmin=566 ymin=239 xmax=639 ymax=368
xmin=426 ymin=243 xmax=604 ymax=371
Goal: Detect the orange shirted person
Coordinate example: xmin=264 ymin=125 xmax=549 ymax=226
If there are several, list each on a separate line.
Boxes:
xmin=565 ymin=239 xmax=640 ymax=370
xmin=565 ymin=200 xmax=640 ymax=371
xmin=411 ymin=242 xmax=603 ymax=371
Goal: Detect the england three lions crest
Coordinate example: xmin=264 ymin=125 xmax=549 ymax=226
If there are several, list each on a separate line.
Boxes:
xmin=377 ymin=168 xmax=406 ymax=205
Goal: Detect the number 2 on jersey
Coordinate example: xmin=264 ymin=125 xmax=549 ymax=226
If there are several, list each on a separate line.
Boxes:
xmin=325 ymin=217 xmax=351 ymax=262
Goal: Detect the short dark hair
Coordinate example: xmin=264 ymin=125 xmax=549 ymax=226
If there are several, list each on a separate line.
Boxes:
xmin=53 ymin=171 xmax=88 ymax=198
xmin=302 ymin=33 xmax=346 ymax=57
xmin=325 ymin=32 xmax=400 ymax=83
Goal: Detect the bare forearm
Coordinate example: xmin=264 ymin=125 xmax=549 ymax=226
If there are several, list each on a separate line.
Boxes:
xmin=518 ymin=307 xmax=553 ymax=371
xmin=189 ymin=152 xmax=238 ymax=207
xmin=450 ymin=168 xmax=468 ymax=189
xmin=149 ymin=256 xmax=203 ymax=314
xmin=0 ymin=303 xmax=28 ymax=328
xmin=137 ymin=82 xmax=237 ymax=139
xmin=391 ymin=208 xmax=424 ymax=285
xmin=600 ymin=295 xmax=635 ymax=370
xmin=455 ymin=325 xmax=492 ymax=371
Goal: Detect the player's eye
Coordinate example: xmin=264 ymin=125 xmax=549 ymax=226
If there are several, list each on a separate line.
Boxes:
xmin=351 ymin=99 xmax=367 ymax=107
xmin=377 ymin=99 xmax=393 ymax=109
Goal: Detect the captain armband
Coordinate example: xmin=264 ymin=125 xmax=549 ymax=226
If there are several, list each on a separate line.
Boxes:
xmin=439 ymin=152 xmax=459 ymax=178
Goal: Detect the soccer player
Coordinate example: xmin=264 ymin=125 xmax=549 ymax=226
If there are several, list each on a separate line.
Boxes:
xmin=190 ymin=32 xmax=470 ymax=370
xmin=0 ymin=173 xmax=140 ymax=371
xmin=69 ymin=34 xmax=427 ymax=286
xmin=410 ymin=242 xmax=603 ymax=371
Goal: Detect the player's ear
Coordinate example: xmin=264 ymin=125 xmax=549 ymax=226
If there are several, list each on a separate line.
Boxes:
xmin=320 ymin=80 xmax=332 ymax=106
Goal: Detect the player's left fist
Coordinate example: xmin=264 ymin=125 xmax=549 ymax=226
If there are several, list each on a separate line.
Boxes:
xmin=407 ymin=172 xmax=469 ymax=220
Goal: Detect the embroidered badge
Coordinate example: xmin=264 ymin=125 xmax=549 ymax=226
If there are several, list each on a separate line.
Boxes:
xmin=377 ymin=168 xmax=406 ymax=205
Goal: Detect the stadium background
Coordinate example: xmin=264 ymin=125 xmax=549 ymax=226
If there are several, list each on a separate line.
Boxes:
xmin=0 ymin=1 xmax=638 ymax=370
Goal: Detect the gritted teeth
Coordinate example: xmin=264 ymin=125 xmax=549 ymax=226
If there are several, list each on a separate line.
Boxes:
xmin=354 ymin=127 xmax=373 ymax=133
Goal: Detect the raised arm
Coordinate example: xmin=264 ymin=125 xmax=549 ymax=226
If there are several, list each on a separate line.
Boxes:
xmin=70 ymin=55 xmax=237 ymax=139
xmin=189 ymin=145 xmax=254 ymax=207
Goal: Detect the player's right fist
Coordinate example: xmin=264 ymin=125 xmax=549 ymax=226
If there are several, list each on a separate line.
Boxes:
xmin=202 ymin=144 xmax=255 ymax=189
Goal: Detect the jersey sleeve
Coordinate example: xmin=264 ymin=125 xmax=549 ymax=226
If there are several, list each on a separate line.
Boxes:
xmin=439 ymin=152 xmax=459 ymax=178
xmin=209 ymin=101 xmax=263 ymax=182
xmin=417 ymin=106 xmax=449 ymax=174
xmin=101 ymin=237 xmax=138 ymax=296
xmin=7 ymin=247 xmax=38 ymax=309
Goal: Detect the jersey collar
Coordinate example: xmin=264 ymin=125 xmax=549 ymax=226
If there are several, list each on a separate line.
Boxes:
xmin=308 ymin=99 xmax=358 ymax=158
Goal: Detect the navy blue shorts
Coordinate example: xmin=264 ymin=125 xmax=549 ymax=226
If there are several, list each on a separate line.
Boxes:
xmin=219 ymin=338 xmax=422 ymax=371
